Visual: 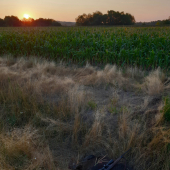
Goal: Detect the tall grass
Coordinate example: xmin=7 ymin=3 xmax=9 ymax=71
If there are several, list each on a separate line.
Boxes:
xmin=0 ymin=56 xmax=170 ymax=170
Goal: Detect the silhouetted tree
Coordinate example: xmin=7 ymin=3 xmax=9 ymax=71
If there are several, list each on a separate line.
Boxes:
xmin=125 ymin=13 xmax=136 ymax=25
xmin=0 ymin=18 xmax=5 ymax=26
xmin=0 ymin=16 xmax=61 ymax=27
xmin=162 ymin=19 xmax=170 ymax=25
xmin=22 ymin=17 xmax=34 ymax=26
xmin=76 ymin=14 xmax=88 ymax=26
xmin=52 ymin=21 xmax=62 ymax=26
xmin=86 ymin=13 xmax=93 ymax=25
xmin=136 ymin=17 xmax=170 ymax=26
xmin=4 ymin=16 xmax=21 ymax=26
xmin=102 ymin=14 xmax=108 ymax=25
xmin=107 ymin=10 xmax=115 ymax=25
xmin=32 ymin=18 xmax=52 ymax=26
xmin=92 ymin=11 xmax=103 ymax=25
xmin=76 ymin=10 xmax=135 ymax=26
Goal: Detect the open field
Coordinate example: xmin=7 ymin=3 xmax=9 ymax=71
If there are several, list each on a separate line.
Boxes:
xmin=0 ymin=56 xmax=170 ymax=170
xmin=0 ymin=27 xmax=170 ymax=69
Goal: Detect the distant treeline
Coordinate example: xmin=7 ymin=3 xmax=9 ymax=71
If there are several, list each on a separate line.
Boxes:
xmin=136 ymin=18 xmax=170 ymax=26
xmin=75 ymin=10 xmax=135 ymax=26
xmin=0 ymin=16 xmax=62 ymax=27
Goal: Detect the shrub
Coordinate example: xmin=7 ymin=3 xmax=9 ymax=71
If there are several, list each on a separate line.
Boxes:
xmin=87 ymin=101 xmax=97 ymax=110
xmin=162 ymin=97 xmax=170 ymax=122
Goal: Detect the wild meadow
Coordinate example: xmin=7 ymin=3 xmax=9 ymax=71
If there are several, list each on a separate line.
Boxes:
xmin=0 ymin=27 xmax=170 ymax=170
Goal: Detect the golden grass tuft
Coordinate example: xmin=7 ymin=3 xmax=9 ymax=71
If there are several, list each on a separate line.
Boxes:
xmin=143 ymin=68 xmax=165 ymax=95
xmin=83 ymin=111 xmax=104 ymax=148
xmin=78 ymin=64 xmax=129 ymax=88
xmin=0 ymin=127 xmax=56 ymax=170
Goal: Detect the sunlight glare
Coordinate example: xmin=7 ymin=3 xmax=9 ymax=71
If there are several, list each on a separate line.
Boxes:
xmin=23 ymin=14 xmax=30 ymax=19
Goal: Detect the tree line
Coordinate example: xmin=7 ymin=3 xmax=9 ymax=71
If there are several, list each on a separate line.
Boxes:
xmin=136 ymin=20 xmax=170 ymax=26
xmin=135 ymin=17 xmax=170 ymax=26
xmin=0 ymin=16 xmax=62 ymax=27
xmin=155 ymin=19 xmax=170 ymax=26
xmin=75 ymin=10 xmax=135 ymax=26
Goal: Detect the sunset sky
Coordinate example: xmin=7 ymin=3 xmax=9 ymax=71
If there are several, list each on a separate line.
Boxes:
xmin=0 ymin=0 xmax=170 ymax=22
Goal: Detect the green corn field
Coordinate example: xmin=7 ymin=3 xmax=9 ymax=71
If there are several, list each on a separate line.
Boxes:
xmin=0 ymin=27 xmax=170 ymax=69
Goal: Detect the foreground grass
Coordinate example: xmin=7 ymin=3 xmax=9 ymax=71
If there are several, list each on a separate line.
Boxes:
xmin=0 ymin=56 xmax=170 ymax=170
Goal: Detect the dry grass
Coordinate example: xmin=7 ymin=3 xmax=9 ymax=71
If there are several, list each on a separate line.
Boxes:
xmin=77 ymin=64 xmax=130 ymax=89
xmin=0 ymin=127 xmax=56 ymax=170
xmin=143 ymin=68 xmax=165 ymax=95
xmin=0 ymin=56 xmax=170 ymax=170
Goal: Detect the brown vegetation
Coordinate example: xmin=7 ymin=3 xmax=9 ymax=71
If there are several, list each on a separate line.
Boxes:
xmin=0 ymin=56 xmax=170 ymax=170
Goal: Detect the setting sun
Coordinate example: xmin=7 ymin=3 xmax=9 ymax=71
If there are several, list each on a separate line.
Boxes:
xmin=23 ymin=14 xmax=30 ymax=19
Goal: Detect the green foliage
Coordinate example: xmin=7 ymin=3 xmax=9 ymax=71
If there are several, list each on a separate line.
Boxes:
xmin=0 ymin=27 xmax=170 ymax=69
xmin=108 ymin=106 xmax=128 ymax=115
xmin=87 ymin=100 xmax=97 ymax=110
xmin=167 ymin=143 xmax=170 ymax=153
xmin=108 ymin=106 xmax=118 ymax=115
xmin=162 ymin=97 xmax=170 ymax=122
xmin=76 ymin=10 xmax=135 ymax=26
xmin=5 ymin=152 xmax=28 ymax=170
xmin=156 ymin=22 xmax=162 ymax=26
